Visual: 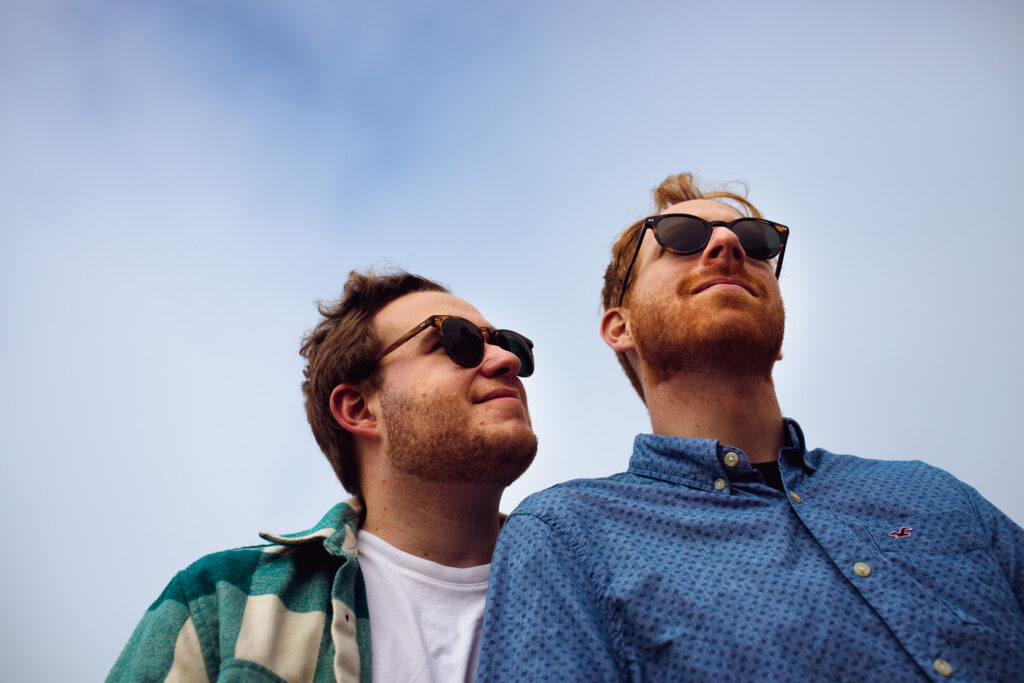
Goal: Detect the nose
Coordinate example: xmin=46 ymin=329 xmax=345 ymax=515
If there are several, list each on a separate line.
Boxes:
xmin=479 ymin=340 xmax=522 ymax=378
xmin=701 ymin=225 xmax=747 ymax=269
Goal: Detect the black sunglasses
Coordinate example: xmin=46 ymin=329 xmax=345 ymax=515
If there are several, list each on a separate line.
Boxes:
xmin=376 ymin=315 xmax=535 ymax=377
xmin=618 ymin=214 xmax=790 ymax=305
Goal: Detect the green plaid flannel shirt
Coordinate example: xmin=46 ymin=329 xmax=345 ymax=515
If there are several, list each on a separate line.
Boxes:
xmin=108 ymin=499 xmax=372 ymax=682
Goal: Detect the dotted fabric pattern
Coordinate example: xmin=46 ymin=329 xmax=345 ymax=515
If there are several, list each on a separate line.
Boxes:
xmin=478 ymin=420 xmax=1024 ymax=682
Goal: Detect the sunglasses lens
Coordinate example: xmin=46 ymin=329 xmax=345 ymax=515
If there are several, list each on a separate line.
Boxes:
xmin=732 ymin=219 xmax=782 ymax=259
xmin=437 ymin=317 xmax=535 ymax=377
xmin=495 ymin=331 xmax=535 ymax=378
xmin=439 ymin=317 xmax=485 ymax=368
xmin=656 ymin=216 xmax=711 ymax=254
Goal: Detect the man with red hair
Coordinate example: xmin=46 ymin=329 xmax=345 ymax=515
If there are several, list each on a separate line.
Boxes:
xmin=478 ymin=174 xmax=1024 ymax=681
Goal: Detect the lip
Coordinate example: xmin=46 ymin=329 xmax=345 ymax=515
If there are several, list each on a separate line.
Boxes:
xmin=691 ymin=277 xmax=756 ymax=296
xmin=473 ymin=387 xmax=521 ymax=404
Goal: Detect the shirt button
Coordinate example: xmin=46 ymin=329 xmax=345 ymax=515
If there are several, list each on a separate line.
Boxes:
xmin=789 ymin=491 xmax=802 ymax=503
xmin=724 ymin=451 xmax=740 ymax=467
xmin=933 ymin=659 xmax=953 ymax=677
xmin=714 ymin=478 xmax=726 ymax=491
xmin=853 ymin=562 xmax=871 ymax=577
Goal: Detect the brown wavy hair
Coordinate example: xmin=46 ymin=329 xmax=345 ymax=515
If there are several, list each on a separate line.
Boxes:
xmin=601 ymin=173 xmax=763 ymax=402
xmin=299 ymin=270 xmax=447 ymax=496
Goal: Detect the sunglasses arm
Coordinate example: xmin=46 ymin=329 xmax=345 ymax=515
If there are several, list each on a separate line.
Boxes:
xmin=375 ymin=318 xmax=433 ymax=363
xmin=618 ymin=226 xmax=648 ymax=306
xmin=773 ymin=243 xmax=786 ymax=278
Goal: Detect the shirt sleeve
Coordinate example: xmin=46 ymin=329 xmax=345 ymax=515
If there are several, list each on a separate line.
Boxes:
xmin=965 ymin=484 xmax=1024 ymax=613
xmin=106 ymin=573 xmax=211 ymax=682
xmin=477 ymin=512 xmax=626 ymax=681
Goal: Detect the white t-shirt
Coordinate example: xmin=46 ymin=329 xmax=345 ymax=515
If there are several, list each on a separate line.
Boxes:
xmin=356 ymin=530 xmax=490 ymax=683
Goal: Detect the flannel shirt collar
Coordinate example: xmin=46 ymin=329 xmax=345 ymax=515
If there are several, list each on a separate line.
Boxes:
xmin=258 ymin=497 xmax=363 ymax=559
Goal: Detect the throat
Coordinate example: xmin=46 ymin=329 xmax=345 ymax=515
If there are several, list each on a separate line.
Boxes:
xmin=645 ymin=373 xmax=785 ymax=465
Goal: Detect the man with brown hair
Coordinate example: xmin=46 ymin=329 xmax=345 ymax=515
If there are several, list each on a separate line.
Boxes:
xmin=109 ymin=269 xmax=537 ymax=682
xmin=478 ymin=173 xmax=1024 ymax=681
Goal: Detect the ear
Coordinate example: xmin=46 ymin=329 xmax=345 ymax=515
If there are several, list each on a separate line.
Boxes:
xmin=601 ymin=307 xmax=636 ymax=353
xmin=329 ymin=383 xmax=380 ymax=440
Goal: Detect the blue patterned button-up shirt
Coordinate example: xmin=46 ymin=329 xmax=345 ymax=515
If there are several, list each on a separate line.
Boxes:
xmin=478 ymin=420 xmax=1024 ymax=681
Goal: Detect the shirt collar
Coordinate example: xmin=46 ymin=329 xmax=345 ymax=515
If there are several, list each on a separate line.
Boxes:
xmin=257 ymin=498 xmax=508 ymax=559
xmin=258 ymin=497 xmax=363 ymax=559
xmin=627 ymin=418 xmax=812 ymax=490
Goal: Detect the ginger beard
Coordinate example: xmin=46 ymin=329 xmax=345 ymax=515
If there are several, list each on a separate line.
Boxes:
xmin=629 ymin=266 xmax=785 ymax=385
xmin=379 ymin=386 xmax=538 ymax=486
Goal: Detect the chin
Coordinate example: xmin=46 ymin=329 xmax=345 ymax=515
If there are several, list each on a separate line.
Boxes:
xmin=632 ymin=292 xmax=785 ymax=381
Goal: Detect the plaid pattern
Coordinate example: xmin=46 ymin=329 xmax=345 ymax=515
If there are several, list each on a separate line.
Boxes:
xmin=108 ymin=500 xmax=372 ymax=682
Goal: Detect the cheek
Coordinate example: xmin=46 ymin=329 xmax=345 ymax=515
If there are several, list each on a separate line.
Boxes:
xmin=634 ymin=256 xmax=699 ymax=296
xmin=760 ymin=273 xmax=782 ymax=300
xmin=388 ymin=365 xmax=472 ymax=399
xmin=516 ymin=381 xmax=530 ymax=411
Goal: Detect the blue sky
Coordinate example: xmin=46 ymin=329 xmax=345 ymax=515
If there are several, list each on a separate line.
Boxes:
xmin=3 ymin=1 xmax=1023 ymax=678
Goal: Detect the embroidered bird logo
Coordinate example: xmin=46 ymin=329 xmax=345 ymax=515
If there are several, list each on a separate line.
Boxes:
xmin=888 ymin=526 xmax=913 ymax=538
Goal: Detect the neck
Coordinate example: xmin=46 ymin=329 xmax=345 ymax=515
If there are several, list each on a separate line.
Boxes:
xmin=643 ymin=369 xmax=784 ymax=463
xmin=359 ymin=465 xmax=504 ymax=568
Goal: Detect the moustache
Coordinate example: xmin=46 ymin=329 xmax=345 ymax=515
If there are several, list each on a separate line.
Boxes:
xmin=676 ymin=266 xmax=764 ymax=298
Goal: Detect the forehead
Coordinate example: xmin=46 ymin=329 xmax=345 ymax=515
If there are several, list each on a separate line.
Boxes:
xmin=661 ymin=198 xmax=742 ymax=220
xmin=372 ymin=291 xmax=488 ymax=341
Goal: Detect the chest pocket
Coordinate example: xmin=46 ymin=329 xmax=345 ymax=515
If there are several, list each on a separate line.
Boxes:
xmin=864 ymin=510 xmax=985 ymax=555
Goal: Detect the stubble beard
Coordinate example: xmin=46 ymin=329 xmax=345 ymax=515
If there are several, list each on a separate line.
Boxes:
xmin=630 ymin=271 xmax=785 ymax=386
xmin=379 ymin=387 xmax=538 ymax=487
